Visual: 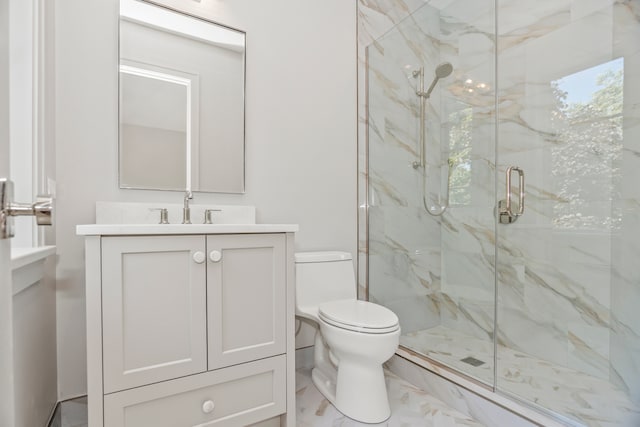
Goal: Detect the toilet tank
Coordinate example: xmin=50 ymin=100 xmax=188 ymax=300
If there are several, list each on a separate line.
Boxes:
xmin=295 ymin=251 xmax=357 ymax=312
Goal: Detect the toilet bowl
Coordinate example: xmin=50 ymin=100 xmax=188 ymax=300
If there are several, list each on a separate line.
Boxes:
xmin=295 ymin=251 xmax=400 ymax=423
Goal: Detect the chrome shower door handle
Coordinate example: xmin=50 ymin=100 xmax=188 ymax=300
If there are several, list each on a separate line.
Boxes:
xmin=505 ymin=166 xmax=524 ymax=217
xmin=499 ymin=166 xmax=525 ymax=224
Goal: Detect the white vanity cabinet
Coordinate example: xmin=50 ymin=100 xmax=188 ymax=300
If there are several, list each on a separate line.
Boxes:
xmin=78 ymin=224 xmax=297 ymax=427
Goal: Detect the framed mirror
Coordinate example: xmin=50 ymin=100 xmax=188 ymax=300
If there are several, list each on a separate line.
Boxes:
xmin=119 ymin=0 xmax=245 ymax=193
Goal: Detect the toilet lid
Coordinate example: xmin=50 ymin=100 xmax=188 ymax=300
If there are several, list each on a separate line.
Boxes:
xmin=318 ymin=300 xmax=399 ymax=334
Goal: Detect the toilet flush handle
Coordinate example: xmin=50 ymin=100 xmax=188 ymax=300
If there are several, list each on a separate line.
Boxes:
xmin=209 ymin=250 xmax=222 ymax=262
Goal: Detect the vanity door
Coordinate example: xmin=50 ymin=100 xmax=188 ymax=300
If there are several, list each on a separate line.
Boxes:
xmin=207 ymin=234 xmax=286 ymax=370
xmin=101 ymin=235 xmax=207 ymax=393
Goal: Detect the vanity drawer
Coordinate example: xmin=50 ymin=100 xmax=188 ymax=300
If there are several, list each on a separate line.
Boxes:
xmin=103 ymin=355 xmax=286 ymax=427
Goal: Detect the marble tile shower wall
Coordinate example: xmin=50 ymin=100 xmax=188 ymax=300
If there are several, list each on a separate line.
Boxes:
xmin=359 ymin=0 xmax=640 ymax=406
xmin=357 ymin=0 xmax=430 ymax=301
xmin=365 ymin=0 xmax=498 ymax=340
xmin=435 ymin=1 xmax=497 ymax=343
xmin=367 ymin=2 xmax=443 ymax=335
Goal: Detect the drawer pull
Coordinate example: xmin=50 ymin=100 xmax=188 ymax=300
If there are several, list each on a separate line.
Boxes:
xmin=209 ymin=250 xmax=222 ymax=262
xmin=202 ymin=399 xmax=215 ymax=414
xmin=193 ymin=251 xmax=206 ymax=264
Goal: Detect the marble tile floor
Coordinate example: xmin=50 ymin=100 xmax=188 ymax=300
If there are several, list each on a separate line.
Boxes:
xmin=296 ymin=367 xmax=485 ymax=426
xmin=41 ymin=354 xmax=640 ymax=427
xmin=47 ymin=372 xmax=484 ymax=427
xmin=402 ymin=326 xmax=495 ymax=386
xmin=402 ymin=326 xmax=640 ymax=427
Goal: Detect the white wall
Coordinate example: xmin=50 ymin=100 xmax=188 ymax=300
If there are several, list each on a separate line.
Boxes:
xmin=55 ymin=0 xmax=357 ymax=399
xmin=9 ymin=0 xmax=35 ymax=248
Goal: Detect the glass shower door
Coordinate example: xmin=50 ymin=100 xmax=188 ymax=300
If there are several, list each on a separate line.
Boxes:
xmin=495 ymin=1 xmax=640 ymax=425
xmin=366 ymin=0 xmax=497 ymax=387
xmin=366 ymin=0 xmax=640 ymax=424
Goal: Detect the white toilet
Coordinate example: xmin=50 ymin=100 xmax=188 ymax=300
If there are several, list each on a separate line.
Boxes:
xmin=295 ymin=251 xmax=400 ymax=423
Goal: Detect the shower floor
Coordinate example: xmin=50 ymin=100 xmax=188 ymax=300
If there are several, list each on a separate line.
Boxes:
xmin=402 ymin=326 xmax=640 ymax=427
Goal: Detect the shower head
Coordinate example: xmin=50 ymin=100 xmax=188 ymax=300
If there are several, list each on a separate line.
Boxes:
xmin=435 ymin=62 xmax=454 ymax=79
xmin=422 ymin=62 xmax=454 ymax=99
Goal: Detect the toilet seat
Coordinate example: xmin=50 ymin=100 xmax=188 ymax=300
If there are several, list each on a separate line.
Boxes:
xmin=318 ymin=300 xmax=399 ymax=334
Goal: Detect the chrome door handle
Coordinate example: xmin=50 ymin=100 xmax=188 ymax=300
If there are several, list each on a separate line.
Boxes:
xmin=498 ymin=166 xmax=524 ymax=224
xmin=0 ymin=178 xmax=53 ymax=239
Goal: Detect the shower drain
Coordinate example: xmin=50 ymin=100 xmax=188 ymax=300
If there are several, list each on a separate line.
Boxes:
xmin=460 ymin=356 xmax=485 ymax=367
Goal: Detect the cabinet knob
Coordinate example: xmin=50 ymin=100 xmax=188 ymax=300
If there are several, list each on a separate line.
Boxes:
xmin=202 ymin=399 xmax=215 ymax=414
xmin=209 ymin=250 xmax=222 ymax=262
xmin=193 ymin=251 xmax=206 ymax=264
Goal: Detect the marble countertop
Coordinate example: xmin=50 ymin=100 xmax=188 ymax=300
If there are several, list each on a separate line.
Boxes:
xmin=76 ymin=223 xmax=299 ymax=236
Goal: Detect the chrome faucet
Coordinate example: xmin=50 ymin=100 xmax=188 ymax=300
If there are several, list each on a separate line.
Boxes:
xmin=182 ymin=190 xmax=193 ymax=224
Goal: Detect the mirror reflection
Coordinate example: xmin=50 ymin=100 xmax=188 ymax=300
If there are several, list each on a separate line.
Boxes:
xmin=119 ymin=0 xmax=246 ymax=193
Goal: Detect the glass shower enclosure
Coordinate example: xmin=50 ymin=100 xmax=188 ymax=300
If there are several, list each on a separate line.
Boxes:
xmin=365 ymin=1 xmax=640 ymax=426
